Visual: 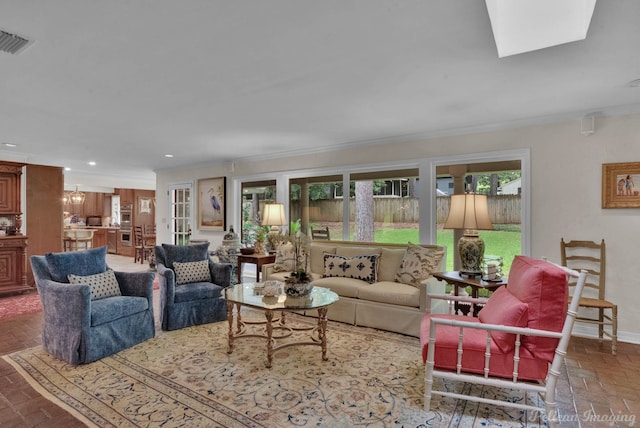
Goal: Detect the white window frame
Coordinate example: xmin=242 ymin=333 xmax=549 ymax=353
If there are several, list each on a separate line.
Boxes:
xmin=168 ymin=182 xmax=193 ymax=245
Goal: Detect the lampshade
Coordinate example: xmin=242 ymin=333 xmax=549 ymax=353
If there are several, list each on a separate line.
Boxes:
xmin=444 ymin=194 xmax=493 ymax=231
xmin=444 ymin=194 xmax=493 ymax=276
xmin=262 ymin=203 xmax=286 ymax=226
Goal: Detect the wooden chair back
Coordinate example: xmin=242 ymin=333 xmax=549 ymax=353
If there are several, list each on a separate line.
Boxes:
xmin=560 ymin=238 xmax=617 ymax=354
xmin=310 ymin=226 xmax=330 ymax=240
xmin=560 ymin=238 xmax=605 ymax=300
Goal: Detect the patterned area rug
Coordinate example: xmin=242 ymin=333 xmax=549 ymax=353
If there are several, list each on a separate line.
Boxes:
xmin=3 ymin=312 xmax=545 ymax=427
xmin=0 ymin=293 xmax=42 ymax=320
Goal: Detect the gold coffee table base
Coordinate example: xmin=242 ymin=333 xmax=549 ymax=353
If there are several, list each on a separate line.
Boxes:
xmin=226 ymin=303 xmax=330 ymax=368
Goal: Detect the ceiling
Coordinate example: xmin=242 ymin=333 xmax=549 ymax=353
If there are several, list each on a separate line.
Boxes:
xmin=1 ymin=1 xmax=639 ymax=190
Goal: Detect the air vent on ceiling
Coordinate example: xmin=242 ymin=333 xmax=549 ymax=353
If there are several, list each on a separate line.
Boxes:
xmin=0 ymin=28 xmax=35 ymax=55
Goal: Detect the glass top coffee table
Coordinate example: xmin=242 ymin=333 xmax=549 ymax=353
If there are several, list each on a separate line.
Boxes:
xmin=224 ymin=282 xmax=339 ymax=368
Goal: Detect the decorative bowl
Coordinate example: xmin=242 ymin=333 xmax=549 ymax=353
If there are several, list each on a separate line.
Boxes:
xmin=240 ymin=247 xmax=255 ymax=255
xmin=285 ymin=281 xmax=314 ymax=297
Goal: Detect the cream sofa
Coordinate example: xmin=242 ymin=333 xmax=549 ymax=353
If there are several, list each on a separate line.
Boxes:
xmin=262 ymin=240 xmax=447 ymax=337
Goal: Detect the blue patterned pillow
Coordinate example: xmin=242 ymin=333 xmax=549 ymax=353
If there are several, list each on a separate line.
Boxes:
xmin=162 ymin=242 xmax=210 ymax=269
xmin=45 ymin=246 xmax=108 ymax=283
xmin=68 ymin=269 xmax=122 ymax=300
xmin=323 ymin=253 xmax=380 ymax=283
xmin=173 ymin=260 xmax=212 ymax=285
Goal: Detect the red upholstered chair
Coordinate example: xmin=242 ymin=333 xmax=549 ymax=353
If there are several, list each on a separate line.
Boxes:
xmin=420 ymin=256 xmax=587 ymax=427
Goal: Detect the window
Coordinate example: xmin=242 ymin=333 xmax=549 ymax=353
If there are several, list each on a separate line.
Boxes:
xmin=289 ymin=169 xmax=419 ymax=243
xmin=168 ymin=183 xmax=192 ymax=245
xmin=435 ymin=161 xmax=523 ymax=274
xmin=350 ymin=169 xmax=419 ymax=243
xmin=241 ymin=180 xmax=277 ymax=245
xmin=290 ymin=175 xmax=343 ymax=239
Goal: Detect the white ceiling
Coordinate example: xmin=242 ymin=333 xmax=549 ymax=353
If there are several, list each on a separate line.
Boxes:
xmin=1 ymin=1 xmax=639 ymax=190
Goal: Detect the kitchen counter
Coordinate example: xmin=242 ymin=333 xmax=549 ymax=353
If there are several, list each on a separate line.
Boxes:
xmin=63 ymin=227 xmax=119 ymax=251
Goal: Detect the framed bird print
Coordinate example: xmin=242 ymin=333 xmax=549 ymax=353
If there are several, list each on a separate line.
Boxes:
xmin=197 ymin=176 xmax=226 ymax=231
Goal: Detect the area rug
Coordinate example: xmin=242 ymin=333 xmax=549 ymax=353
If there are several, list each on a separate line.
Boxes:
xmin=3 ymin=312 xmax=545 ymax=427
xmin=0 ymin=293 xmax=42 ymax=320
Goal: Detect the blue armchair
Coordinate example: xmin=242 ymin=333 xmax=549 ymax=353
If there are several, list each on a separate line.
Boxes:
xmin=30 ymin=246 xmax=155 ymax=365
xmin=155 ymin=242 xmax=232 ymax=331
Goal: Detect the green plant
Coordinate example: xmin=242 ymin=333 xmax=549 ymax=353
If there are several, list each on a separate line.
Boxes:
xmin=255 ymin=225 xmax=268 ymax=242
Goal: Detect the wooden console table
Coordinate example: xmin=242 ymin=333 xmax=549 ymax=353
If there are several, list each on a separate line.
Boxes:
xmin=433 ymin=271 xmax=507 ymax=317
xmin=237 ymin=253 xmax=276 ymax=283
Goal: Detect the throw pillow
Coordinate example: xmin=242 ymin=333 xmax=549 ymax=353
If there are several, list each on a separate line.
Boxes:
xmin=272 ymin=243 xmax=297 ymax=273
xmin=46 ymin=245 xmax=108 ymax=283
xmin=173 ymin=260 xmax=212 ymax=285
xmin=377 ymin=248 xmax=407 ymax=282
xmin=162 ymin=242 xmax=210 ymax=269
xmin=68 ymin=269 xmax=122 ymax=300
xmin=323 ymin=253 xmax=380 ymax=283
xmin=395 ymin=243 xmax=445 ymax=287
xmin=478 ymin=286 xmax=529 ymax=353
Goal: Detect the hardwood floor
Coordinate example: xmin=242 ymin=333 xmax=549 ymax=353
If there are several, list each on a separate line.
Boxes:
xmin=0 ymin=256 xmax=638 ymax=427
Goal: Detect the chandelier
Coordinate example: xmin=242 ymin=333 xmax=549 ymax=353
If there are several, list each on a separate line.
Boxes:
xmin=67 ymin=186 xmax=85 ymax=205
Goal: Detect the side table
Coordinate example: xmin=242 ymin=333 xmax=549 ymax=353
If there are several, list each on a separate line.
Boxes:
xmin=432 ymin=271 xmax=507 ymax=317
xmin=237 ymin=253 xmax=276 ymax=283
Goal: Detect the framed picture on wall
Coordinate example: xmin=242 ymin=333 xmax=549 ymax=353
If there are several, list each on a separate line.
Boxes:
xmin=198 ymin=177 xmax=226 ymax=230
xmin=602 ymin=162 xmax=640 ymax=208
xmin=139 ymin=197 xmax=153 ymax=214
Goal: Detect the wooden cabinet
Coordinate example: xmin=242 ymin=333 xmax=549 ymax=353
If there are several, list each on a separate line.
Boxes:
xmin=117 ymin=188 xmax=135 ymax=206
xmin=0 ymin=164 xmax=21 ymax=214
xmin=82 ymin=193 xmax=104 ymax=217
xmin=0 ymin=236 xmax=28 ymax=294
xmin=90 ymin=228 xmax=108 ymax=248
xmin=0 ymin=161 xmax=30 ymax=294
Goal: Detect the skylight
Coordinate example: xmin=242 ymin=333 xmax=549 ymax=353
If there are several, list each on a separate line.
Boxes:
xmin=486 ymin=0 xmax=597 ymax=58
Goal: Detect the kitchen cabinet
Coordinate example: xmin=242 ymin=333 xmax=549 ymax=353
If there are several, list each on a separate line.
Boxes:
xmin=90 ymin=228 xmax=108 ymax=248
xmin=117 ymin=188 xmax=135 ymax=206
xmin=82 ymin=193 xmax=104 ymax=217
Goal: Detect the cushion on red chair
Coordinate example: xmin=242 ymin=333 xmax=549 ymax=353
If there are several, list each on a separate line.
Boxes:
xmin=478 ymin=286 xmax=529 ymax=353
xmin=420 ymin=314 xmax=550 ymax=380
xmin=506 ymin=256 xmax=568 ymax=361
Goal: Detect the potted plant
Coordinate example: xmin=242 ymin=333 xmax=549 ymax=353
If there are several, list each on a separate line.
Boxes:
xmin=284 ymin=232 xmax=313 ymax=296
xmin=253 ymin=225 xmax=269 ymax=255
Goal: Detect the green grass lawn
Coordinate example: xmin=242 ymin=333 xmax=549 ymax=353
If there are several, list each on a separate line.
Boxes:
xmin=372 ymin=225 xmax=521 ymax=275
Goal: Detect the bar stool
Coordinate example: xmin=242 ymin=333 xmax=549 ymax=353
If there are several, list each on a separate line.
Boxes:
xmin=64 ymin=229 xmax=95 ymax=251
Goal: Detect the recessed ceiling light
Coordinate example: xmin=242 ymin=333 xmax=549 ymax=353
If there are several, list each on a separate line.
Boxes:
xmin=2 ymin=142 xmax=17 ymax=148
xmin=164 ymin=154 xmax=174 ymax=158
xmin=88 ymin=161 xmax=96 ymax=166
xmin=64 ymin=167 xmax=71 ymax=171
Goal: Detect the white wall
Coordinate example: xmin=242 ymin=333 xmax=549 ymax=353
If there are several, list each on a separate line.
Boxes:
xmin=155 ymin=112 xmax=640 ymax=343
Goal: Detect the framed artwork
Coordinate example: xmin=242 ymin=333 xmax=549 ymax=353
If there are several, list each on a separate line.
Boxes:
xmin=602 ymin=162 xmax=640 ymax=208
xmin=139 ymin=197 xmax=152 ymax=214
xmin=198 ymin=176 xmax=226 ymax=230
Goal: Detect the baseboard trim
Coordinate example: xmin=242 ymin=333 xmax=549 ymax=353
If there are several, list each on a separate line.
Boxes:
xmin=571 ymin=324 xmax=640 ymax=345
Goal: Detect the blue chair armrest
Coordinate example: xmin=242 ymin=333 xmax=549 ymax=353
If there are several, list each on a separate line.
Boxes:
xmin=37 ymin=278 xmax=91 ymax=328
xmin=156 ymin=262 xmax=176 ymax=305
xmin=115 ymin=271 xmax=155 ymax=297
xmin=209 ymin=260 xmax=232 ymax=287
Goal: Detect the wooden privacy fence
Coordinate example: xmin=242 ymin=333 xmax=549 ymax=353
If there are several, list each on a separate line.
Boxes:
xmin=292 ymin=195 xmax=521 ymax=225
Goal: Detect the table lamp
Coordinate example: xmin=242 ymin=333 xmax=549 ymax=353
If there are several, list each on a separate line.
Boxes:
xmin=444 ymin=194 xmax=493 ymax=276
xmin=262 ymin=203 xmax=286 ymax=251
